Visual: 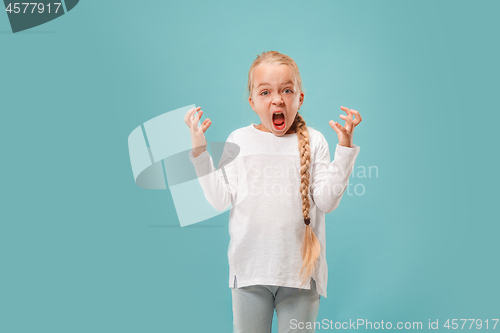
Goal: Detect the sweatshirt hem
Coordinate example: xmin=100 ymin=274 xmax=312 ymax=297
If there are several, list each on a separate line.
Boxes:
xmin=229 ymin=274 xmax=327 ymax=298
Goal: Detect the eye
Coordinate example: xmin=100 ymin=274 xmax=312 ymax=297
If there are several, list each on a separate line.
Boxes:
xmin=284 ymin=88 xmax=293 ymax=93
xmin=260 ymin=90 xmax=269 ymax=96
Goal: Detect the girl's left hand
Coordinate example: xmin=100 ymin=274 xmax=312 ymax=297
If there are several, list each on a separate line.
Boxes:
xmin=329 ymin=106 xmax=362 ymax=148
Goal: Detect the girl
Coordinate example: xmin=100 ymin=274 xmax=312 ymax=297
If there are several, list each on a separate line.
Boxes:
xmin=184 ymin=51 xmax=362 ymax=333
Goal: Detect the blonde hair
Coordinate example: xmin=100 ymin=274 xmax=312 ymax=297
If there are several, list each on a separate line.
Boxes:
xmin=246 ymin=51 xmax=321 ymax=287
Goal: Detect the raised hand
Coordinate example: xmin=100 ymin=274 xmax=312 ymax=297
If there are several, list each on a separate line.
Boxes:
xmin=328 ymin=106 xmax=362 ymax=148
xmin=184 ymin=106 xmax=212 ymax=157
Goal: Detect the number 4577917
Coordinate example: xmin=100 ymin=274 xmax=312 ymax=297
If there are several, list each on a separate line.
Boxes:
xmin=5 ymin=3 xmax=62 ymax=14
xmin=444 ymin=319 xmax=499 ymax=330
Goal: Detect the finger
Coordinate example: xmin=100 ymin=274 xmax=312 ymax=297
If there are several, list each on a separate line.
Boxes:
xmin=184 ymin=107 xmax=197 ymax=124
xmin=350 ymin=109 xmax=362 ymax=127
xmin=189 ymin=110 xmax=200 ymax=131
xmin=185 ymin=106 xmax=201 ymax=125
xmin=338 ymin=114 xmax=346 ymax=132
xmin=191 ymin=106 xmax=201 ymax=118
xmin=329 ymin=120 xmax=341 ymax=134
xmin=193 ymin=110 xmax=203 ymax=130
xmin=201 ymin=118 xmax=212 ymax=133
xmin=190 ymin=106 xmax=202 ymax=122
xmin=330 ymin=120 xmax=347 ymax=133
xmin=341 ymin=107 xmax=354 ymax=132
xmin=341 ymin=106 xmax=361 ymax=132
xmin=340 ymin=106 xmax=350 ymax=113
xmin=338 ymin=123 xmax=348 ymax=134
xmin=196 ymin=110 xmax=203 ymax=121
xmin=339 ymin=114 xmax=352 ymax=132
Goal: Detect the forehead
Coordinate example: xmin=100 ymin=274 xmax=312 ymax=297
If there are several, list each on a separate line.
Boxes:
xmin=253 ymin=63 xmax=296 ymax=85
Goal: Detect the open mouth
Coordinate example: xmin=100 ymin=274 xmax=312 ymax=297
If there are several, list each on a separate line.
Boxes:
xmin=272 ymin=112 xmax=285 ymax=130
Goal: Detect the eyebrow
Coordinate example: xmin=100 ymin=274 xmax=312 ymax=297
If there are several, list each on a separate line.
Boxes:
xmin=257 ymin=80 xmax=294 ymax=88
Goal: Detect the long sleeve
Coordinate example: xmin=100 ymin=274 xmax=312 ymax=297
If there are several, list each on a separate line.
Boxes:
xmin=188 ymin=133 xmax=239 ymax=212
xmin=310 ymin=137 xmax=361 ymax=214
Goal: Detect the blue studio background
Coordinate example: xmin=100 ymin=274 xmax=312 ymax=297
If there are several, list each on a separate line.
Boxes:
xmin=1 ymin=1 xmax=499 ymax=332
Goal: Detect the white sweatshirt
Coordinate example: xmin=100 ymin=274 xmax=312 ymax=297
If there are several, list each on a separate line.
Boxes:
xmin=188 ymin=124 xmax=360 ymax=298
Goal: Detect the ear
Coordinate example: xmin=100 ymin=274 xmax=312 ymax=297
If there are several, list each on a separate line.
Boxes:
xmin=248 ymin=96 xmax=254 ymax=110
xmin=299 ymin=91 xmax=305 ymax=108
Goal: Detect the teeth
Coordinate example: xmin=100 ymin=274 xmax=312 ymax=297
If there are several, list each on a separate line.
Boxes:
xmin=275 ymin=112 xmax=283 ymax=115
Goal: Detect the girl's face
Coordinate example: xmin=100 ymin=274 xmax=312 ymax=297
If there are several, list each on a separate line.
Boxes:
xmin=248 ymin=63 xmax=304 ymax=136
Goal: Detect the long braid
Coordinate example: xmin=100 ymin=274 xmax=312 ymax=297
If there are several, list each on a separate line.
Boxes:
xmin=294 ymin=112 xmax=321 ymax=287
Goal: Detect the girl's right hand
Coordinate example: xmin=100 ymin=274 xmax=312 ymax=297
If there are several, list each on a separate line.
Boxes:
xmin=184 ymin=106 xmax=212 ymax=157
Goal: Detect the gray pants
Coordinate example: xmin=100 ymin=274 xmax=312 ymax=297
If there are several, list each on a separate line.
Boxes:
xmin=231 ymin=277 xmax=321 ymax=333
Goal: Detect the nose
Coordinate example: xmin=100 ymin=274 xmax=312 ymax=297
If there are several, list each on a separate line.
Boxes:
xmin=272 ymin=93 xmax=284 ymax=105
